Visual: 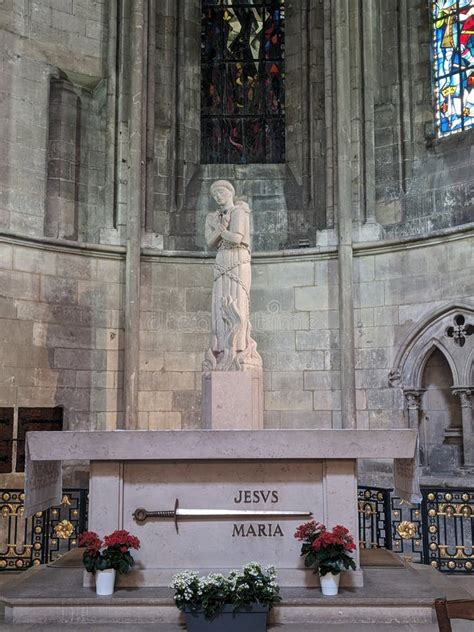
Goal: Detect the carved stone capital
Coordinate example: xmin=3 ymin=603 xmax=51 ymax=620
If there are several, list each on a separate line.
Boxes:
xmin=452 ymin=388 xmax=473 ymax=409
xmin=403 ymin=389 xmax=424 ymax=410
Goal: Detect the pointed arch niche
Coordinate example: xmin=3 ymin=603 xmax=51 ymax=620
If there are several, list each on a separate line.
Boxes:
xmin=389 ymin=304 xmax=474 ymax=469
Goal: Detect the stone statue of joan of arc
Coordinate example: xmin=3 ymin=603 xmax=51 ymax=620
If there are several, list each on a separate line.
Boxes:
xmin=203 ymin=180 xmax=261 ymax=372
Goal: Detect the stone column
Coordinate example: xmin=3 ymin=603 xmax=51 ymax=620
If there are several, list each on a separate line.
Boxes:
xmin=45 ymin=78 xmax=80 ymax=240
xmin=452 ymin=389 xmax=473 ymax=467
xmin=335 ymin=0 xmax=356 ymax=429
xmin=361 ymin=0 xmax=376 ymax=224
xmin=404 ymin=388 xmax=424 ymax=465
xmin=123 ymin=0 xmax=146 ymax=429
xmin=403 ymin=389 xmax=424 ymax=430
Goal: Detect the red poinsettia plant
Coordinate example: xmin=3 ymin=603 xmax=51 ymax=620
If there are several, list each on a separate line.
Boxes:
xmin=79 ymin=529 xmax=140 ymax=574
xmin=294 ymin=521 xmax=356 ymax=576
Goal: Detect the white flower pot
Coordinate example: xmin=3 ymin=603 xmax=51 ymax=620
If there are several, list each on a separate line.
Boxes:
xmin=319 ymin=572 xmax=340 ymax=596
xmin=95 ymin=568 xmax=116 ymax=596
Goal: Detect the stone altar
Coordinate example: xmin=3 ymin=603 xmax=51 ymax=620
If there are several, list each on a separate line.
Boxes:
xmin=25 ymin=428 xmax=418 ymax=588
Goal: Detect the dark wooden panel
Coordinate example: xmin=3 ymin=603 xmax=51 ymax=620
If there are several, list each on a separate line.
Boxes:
xmin=0 ymin=408 xmax=13 ymax=473
xmin=16 ymin=407 xmax=63 ymax=472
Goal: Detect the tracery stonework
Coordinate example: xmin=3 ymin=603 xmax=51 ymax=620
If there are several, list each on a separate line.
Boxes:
xmin=203 ymin=180 xmax=262 ymax=372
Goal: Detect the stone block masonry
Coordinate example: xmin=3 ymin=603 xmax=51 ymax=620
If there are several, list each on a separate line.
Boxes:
xmin=0 ymin=239 xmax=124 ymax=433
xmin=0 ymin=229 xmax=471 ymax=438
xmin=0 ymin=0 xmax=107 ymax=241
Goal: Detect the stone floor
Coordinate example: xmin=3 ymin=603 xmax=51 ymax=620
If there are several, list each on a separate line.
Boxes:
xmin=0 ymin=569 xmax=473 ymax=631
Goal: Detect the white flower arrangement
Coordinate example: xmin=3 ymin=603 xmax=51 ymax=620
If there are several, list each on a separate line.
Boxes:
xmin=171 ymin=562 xmax=281 ymax=619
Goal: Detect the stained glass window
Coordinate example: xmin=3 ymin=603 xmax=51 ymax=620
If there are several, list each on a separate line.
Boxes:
xmin=201 ymin=0 xmax=285 ymax=163
xmin=432 ymin=1 xmax=474 ymax=136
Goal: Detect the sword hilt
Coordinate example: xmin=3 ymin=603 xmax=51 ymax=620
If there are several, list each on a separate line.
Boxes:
xmin=133 ymin=499 xmax=180 ymax=532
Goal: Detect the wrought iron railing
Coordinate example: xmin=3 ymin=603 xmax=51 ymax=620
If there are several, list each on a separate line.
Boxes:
xmin=422 ymin=488 xmax=474 ymax=573
xmin=358 ymin=486 xmax=392 ymax=550
xmin=2 ymin=486 xmax=473 ymax=573
xmin=357 ymin=486 xmax=424 ymax=563
xmin=0 ymin=489 xmax=87 ymax=571
xmin=358 ymin=486 xmax=474 ymax=572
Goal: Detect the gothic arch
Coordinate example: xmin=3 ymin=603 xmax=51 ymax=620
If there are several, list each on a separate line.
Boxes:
xmin=464 ymin=347 xmax=474 ymax=387
xmin=411 ymin=339 xmax=459 ymax=392
xmin=389 ymin=302 xmax=474 ymax=466
xmin=389 ymin=302 xmax=474 ymax=390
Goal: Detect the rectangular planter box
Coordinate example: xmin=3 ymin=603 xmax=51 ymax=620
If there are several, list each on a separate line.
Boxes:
xmin=184 ymin=604 xmax=268 ymax=631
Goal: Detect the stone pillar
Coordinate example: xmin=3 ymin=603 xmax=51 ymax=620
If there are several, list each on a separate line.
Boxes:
xmin=335 ymin=0 xmax=356 ymax=429
xmin=123 ymin=0 xmax=146 ymax=429
xmin=404 ymin=389 xmax=424 ymax=429
xmin=404 ymin=389 xmax=424 ymax=465
xmin=361 ymin=0 xmax=376 ymax=224
xmin=45 ymin=78 xmax=80 ymax=240
xmin=452 ymin=388 xmax=474 ymax=467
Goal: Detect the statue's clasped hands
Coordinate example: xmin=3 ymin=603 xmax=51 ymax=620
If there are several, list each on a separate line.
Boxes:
xmin=219 ymin=213 xmax=230 ymax=232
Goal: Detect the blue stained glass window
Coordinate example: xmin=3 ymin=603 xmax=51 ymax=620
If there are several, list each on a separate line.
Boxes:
xmin=432 ymin=1 xmax=474 ymax=136
xmin=201 ymin=0 xmax=285 ymax=163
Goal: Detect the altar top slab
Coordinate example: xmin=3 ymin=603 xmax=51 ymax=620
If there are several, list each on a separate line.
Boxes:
xmin=26 ymin=429 xmax=417 ymax=461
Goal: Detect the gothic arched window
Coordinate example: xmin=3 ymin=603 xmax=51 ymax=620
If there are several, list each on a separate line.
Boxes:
xmin=201 ymin=0 xmax=285 ymax=163
xmin=432 ymin=1 xmax=474 ymax=136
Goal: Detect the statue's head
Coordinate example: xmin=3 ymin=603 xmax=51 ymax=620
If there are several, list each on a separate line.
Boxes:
xmin=210 ymin=180 xmax=235 ymax=208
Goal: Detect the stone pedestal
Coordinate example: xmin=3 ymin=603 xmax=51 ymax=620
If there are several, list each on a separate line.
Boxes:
xmin=202 ymin=369 xmax=263 ymax=429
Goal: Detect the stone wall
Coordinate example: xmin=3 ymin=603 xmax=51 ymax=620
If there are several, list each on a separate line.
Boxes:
xmin=0 ymin=238 xmax=124 ymax=432
xmin=374 ymin=0 xmax=474 ymax=234
xmin=137 ymin=231 xmax=473 ymax=434
xmin=0 ymin=0 xmax=107 ymax=240
xmin=0 ymin=228 xmax=471 ymax=487
xmin=0 ymin=2 xmax=472 ymax=492
xmin=0 ymin=230 xmax=470 ymax=434
xmin=1 ymin=1 xmax=472 ymax=251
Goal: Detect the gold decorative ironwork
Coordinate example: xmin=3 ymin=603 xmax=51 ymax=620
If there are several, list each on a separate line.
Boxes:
xmin=0 ymin=488 xmax=87 ymax=571
xmin=436 ymin=502 xmax=473 ymax=518
xmin=396 ymin=521 xmax=417 ymax=539
xmin=438 ymin=545 xmax=474 ymax=560
xmin=54 ymin=520 xmax=74 ymax=540
xmin=425 ymin=488 xmax=474 ymax=573
xmin=1 ymin=503 xmax=24 ymax=518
